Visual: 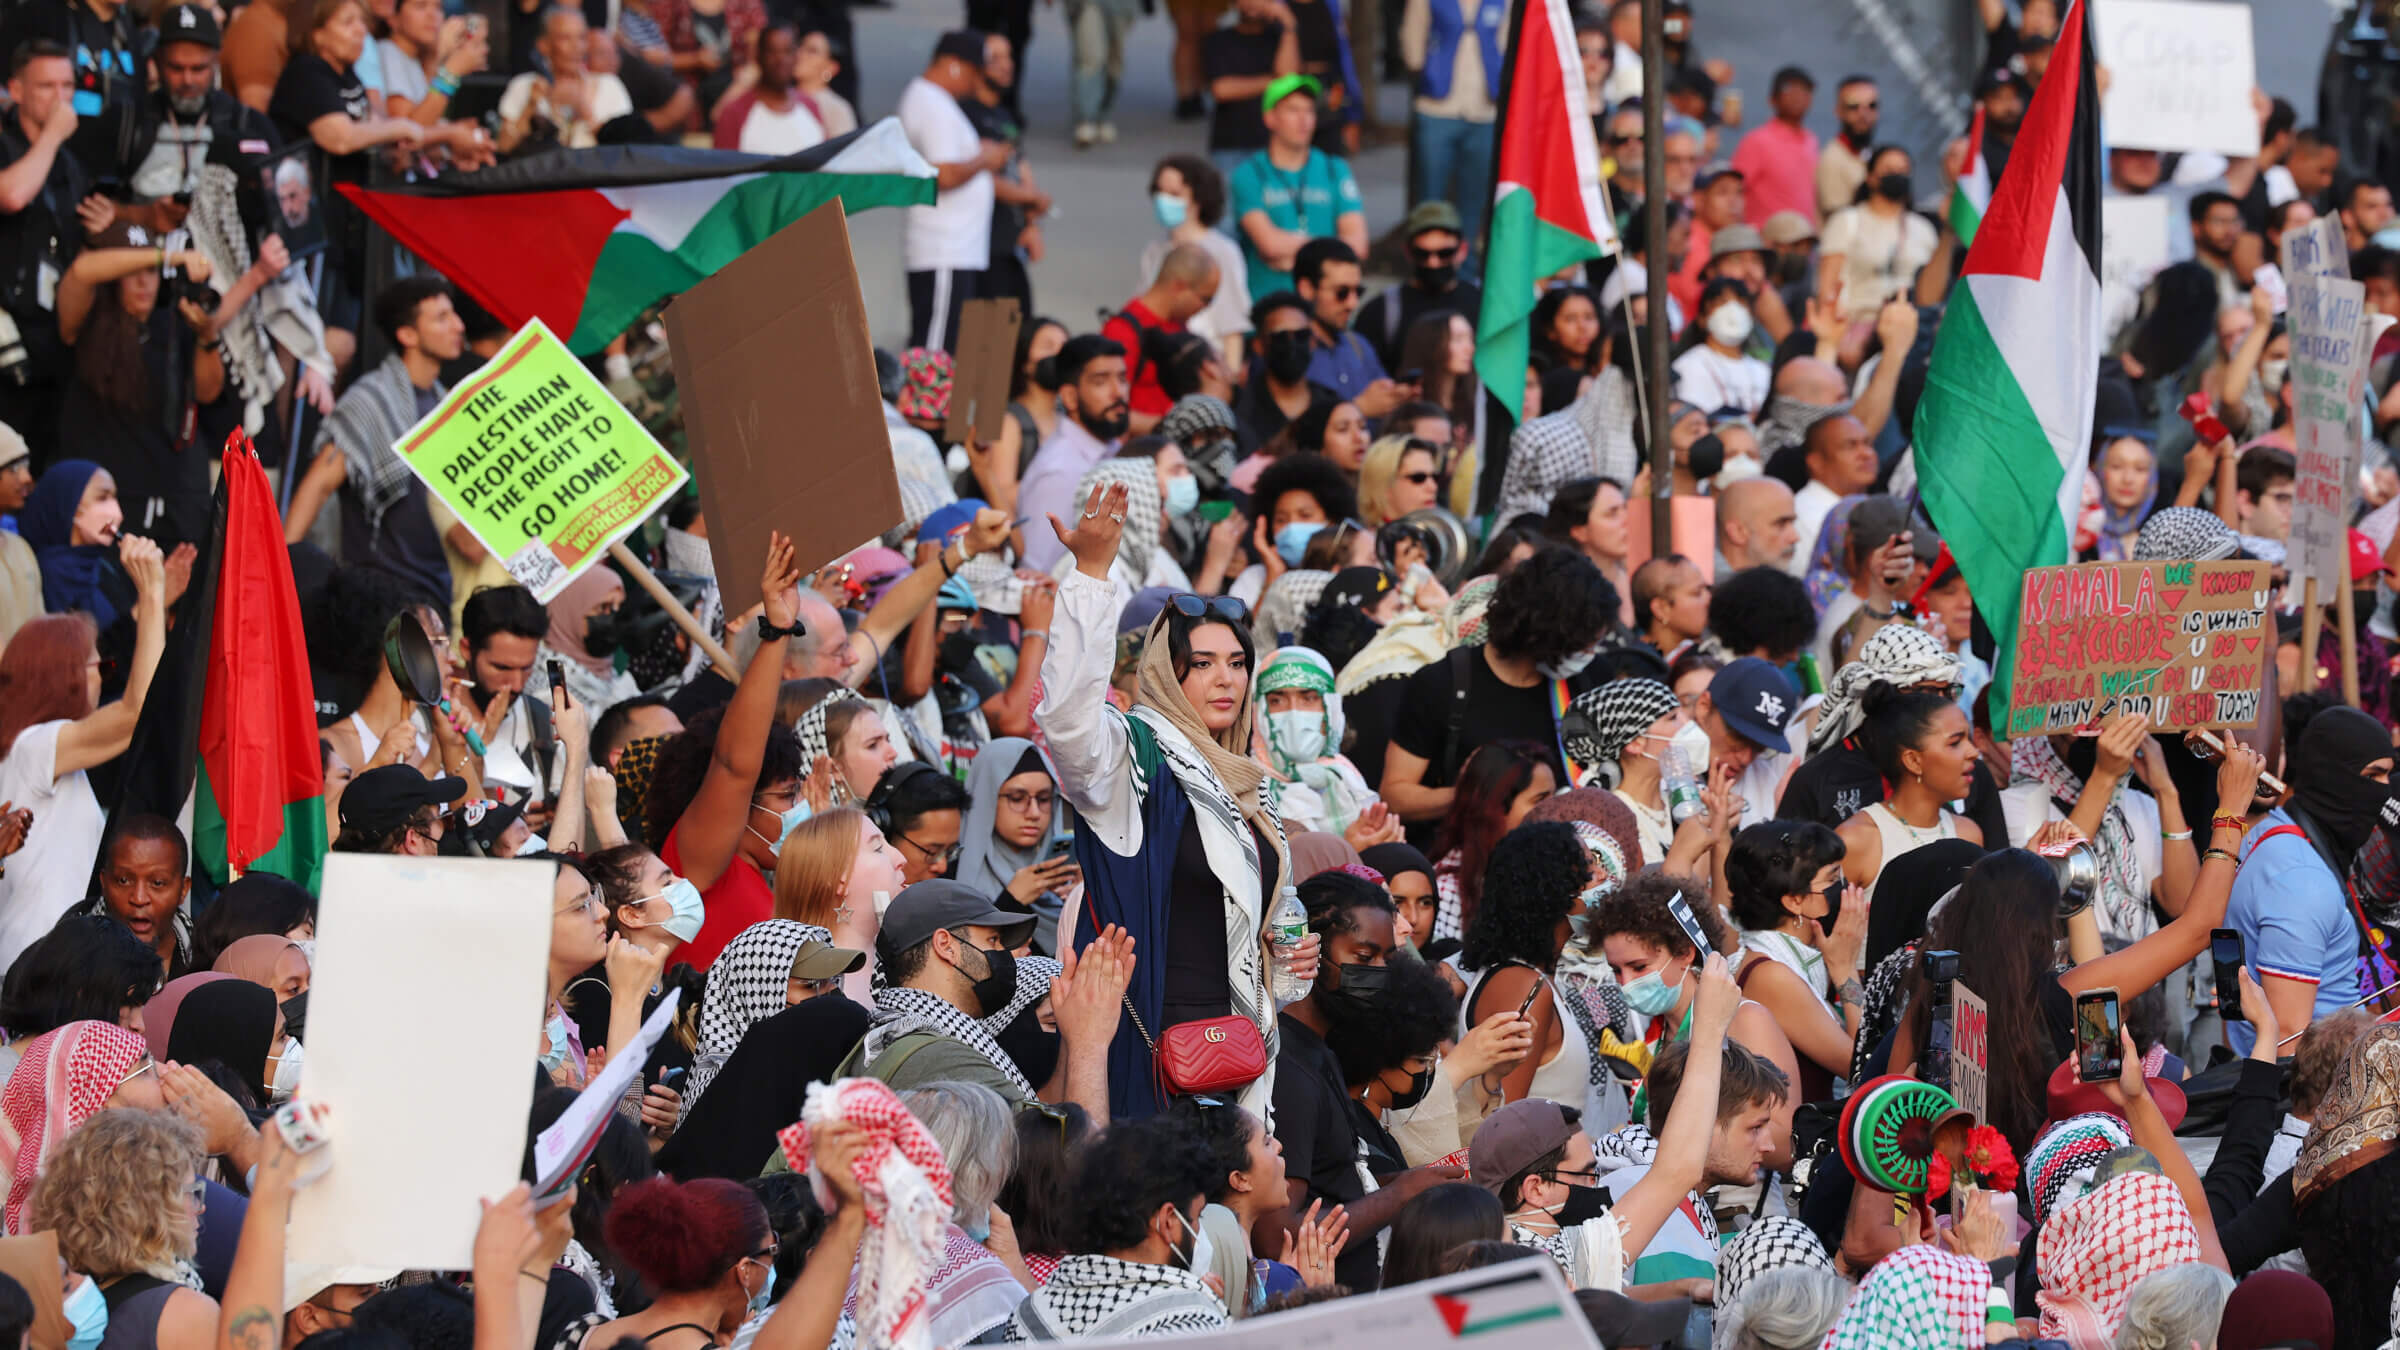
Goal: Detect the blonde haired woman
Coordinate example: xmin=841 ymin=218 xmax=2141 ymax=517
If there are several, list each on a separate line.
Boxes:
xmin=1358 ymin=436 xmax=1444 ymax=528
xmin=771 ymin=806 xmax=904 ymax=998
xmin=28 ymin=1109 xmax=216 ymax=1350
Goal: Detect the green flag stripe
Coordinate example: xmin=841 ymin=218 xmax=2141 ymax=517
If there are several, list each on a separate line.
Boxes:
xmin=1475 ymin=192 xmax=1604 ymax=422
xmin=568 ymin=172 xmax=936 ymax=352
xmin=194 ymin=759 xmax=327 ymax=892
xmin=1914 ymin=286 xmax=2069 ymax=733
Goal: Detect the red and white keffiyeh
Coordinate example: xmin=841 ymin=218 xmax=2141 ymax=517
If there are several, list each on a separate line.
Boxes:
xmin=2035 ymin=1171 xmax=2202 ymax=1348
xmin=0 ymin=1021 xmax=148 ymax=1233
xmin=779 ymin=1078 xmax=955 ymax=1350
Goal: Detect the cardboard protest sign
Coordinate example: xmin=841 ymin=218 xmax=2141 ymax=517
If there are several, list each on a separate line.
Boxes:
xmin=1951 ymin=981 xmax=1988 ymax=1128
xmin=1067 ymin=1256 xmax=1598 ymax=1350
xmin=2285 ymin=257 xmax=2373 ymax=590
xmin=665 ymin=201 xmax=901 ymax=621
xmin=394 ymin=318 xmax=688 ymax=602
xmin=2006 ymin=559 xmax=2273 ymax=737
xmin=2095 ymin=0 xmax=2259 ymax=156
xmin=946 ymin=298 xmax=1021 ymax=445
xmin=1626 ymin=494 xmax=1717 ymax=581
xmin=288 ymin=854 xmax=550 ymax=1269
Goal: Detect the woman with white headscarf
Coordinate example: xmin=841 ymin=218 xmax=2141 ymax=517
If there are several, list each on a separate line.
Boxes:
xmin=1253 ymin=646 xmax=1382 ymax=840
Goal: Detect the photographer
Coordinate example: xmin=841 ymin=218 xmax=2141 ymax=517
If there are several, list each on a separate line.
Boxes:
xmin=0 ymin=40 xmax=114 ymax=454
xmin=56 ymin=223 xmax=220 ymax=552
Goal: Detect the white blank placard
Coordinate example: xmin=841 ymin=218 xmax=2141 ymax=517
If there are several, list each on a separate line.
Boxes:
xmin=2096 ymin=0 xmax=2260 ymax=156
xmin=287 ymin=854 xmax=553 ymax=1270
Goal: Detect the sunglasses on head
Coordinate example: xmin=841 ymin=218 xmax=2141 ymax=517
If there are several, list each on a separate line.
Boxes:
xmin=1168 ymin=593 xmax=1250 ymax=624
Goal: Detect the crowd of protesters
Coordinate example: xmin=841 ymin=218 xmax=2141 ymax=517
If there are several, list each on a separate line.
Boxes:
xmin=0 ymin=0 xmax=2394 ymax=1345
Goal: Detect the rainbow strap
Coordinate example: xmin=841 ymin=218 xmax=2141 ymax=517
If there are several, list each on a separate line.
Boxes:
xmin=1550 ymin=678 xmax=1590 ymax=786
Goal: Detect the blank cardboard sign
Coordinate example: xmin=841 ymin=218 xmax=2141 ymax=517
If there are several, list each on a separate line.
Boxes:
xmin=664 ymin=201 xmax=901 ymax=620
xmin=946 ymin=298 xmax=1020 ymax=445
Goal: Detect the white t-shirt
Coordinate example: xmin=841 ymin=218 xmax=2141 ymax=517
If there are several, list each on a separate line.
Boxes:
xmin=0 ymin=722 xmax=106 ymax=972
xmin=1671 ymin=343 xmax=1770 ymax=415
xmin=897 ymin=76 xmax=992 ymax=273
xmin=1790 ymin=479 xmax=1842 ymax=578
xmin=739 ymin=98 xmax=825 ymax=155
xmin=1819 ymin=204 xmax=1938 ymax=319
xmin=499 ymin=71 xmax=634 ymax=149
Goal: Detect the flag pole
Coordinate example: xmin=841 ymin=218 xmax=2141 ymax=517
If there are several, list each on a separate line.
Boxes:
xmin=2338 ymin=571 xmax=2362 ymax=707
xmin=609 ymin=541 xmax=742 ymax=682
xmin=1639 ymin=0 xmax=1671 ymax=544
xmin=2298 ymin=578 xmax=2321 ymax=693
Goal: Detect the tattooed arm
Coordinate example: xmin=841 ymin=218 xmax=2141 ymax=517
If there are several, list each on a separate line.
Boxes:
xmin=216 ymin=1107 xmax=324 ymax=1350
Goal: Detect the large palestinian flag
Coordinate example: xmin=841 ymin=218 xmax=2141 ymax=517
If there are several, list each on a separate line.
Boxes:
xmin=1914 ymin=0 xmax=2101 ymax=731
xmin=342 ymin=121 xmax=934 ymax=354
xmin=102 ymin=434 xmax=325 ymax=892
xmin=1474 ymin=0 xmax=1615 ymax=421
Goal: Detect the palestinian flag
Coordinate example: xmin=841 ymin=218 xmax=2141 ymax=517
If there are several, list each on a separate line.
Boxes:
xmin=1951 ymin=106 xmax=1991 ymax=247
xmin=342 ymin=121 xmax=935 ymax=354
xmin=1914 ymin=0 xmax=2101 ymax=733
xmin=101 ymin=434 xmax=325 ymax=892
xmin=1474 ymin=0 xmax=1615 ymax=421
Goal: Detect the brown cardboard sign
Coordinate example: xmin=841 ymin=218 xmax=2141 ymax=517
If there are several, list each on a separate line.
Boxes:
xmin=2005 ymin=559 xmax=2273 ymax=737
xmin=945 ymin=297 xmax=1021 ymax=445
xmin=662 ymin=201 xmax=900 ymax=621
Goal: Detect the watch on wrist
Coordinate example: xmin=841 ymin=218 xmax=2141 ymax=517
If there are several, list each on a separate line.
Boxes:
xmin=755 ymin=615 xmax=806 ymax=642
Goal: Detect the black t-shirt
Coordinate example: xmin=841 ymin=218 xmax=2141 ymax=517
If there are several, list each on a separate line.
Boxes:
xmin=963 ymin=96 xmax=1025 ymax=256
xmin=1203 ymin=23 xmax=1279 ymax=154
xmin=1389 ymin=645 xmax=1587 ymax=790
xmin=63 ymin=302 xmax=210 ymax=550
xmin=0 ymin=112 xmax=87 ymax=379
xmin=0 ymin=0 xmax=140 ymax=188
xmin=1270 ymin=1013 xmax=1382 ymax=1290
xmin=1342 ymin=675 xmax=1409 ymax=791
xmin=267 ymin=53 xmax=370 ymax=259
xmin=1164 ymin=813 xmax=1280 ymax=1025
xmin=1355 ymin=278 xmax=1484 ymax=374
xmin=1232 ymin=372 xmax=1334 ymax=450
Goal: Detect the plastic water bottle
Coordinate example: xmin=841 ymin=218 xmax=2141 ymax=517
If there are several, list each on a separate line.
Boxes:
xmin=1269 ymin=886 xmax=1313 ymax=1004
xmin=1661 ymin=744 xmax=1704 ymax=826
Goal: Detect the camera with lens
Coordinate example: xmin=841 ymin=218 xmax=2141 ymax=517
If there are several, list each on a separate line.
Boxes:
xmin=174 ymin=273 xmax=218 ymax=314
xmin=1922 ymin=948 xmax=1962 ymax=1093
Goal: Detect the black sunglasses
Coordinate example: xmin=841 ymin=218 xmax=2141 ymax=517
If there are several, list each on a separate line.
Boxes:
xmin=1398 ymin=470 xmax=1438 ymax=485
xmin=1169 ymin=593 xmax=1250 ymax=624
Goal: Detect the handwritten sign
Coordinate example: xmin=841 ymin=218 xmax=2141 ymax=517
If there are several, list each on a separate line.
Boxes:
xmin=2283 ymin=216 xmax=2372 ymax=590
xmin=1951 ymin=980 xmax=1988 ymax=1128
xmin=2095 ymin=0 xmax=2260 ymax=156
xmin=2100 ymin=194 xmax=2171 ymax=296
xmin=2007 ymin=559 xmax=2273 ymax=737
xmin=395 ymin=318 xmax=688 ymax=601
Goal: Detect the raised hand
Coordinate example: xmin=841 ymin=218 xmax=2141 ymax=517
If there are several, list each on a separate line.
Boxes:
xmin=1052 ymin=925 xmax=1136 ymax=1050
xmin=760 ymin=531 xmax=802 ymax=633
xmin=1690 ymin=952 xmax=1740 ymax=1043
xmin=1280 ymin=1199 xmax=1350 ymax=1288
xmin=1813 ymin=884 xmax=1869 ymax=988
xmin=1048 ymin=483 xmax=1128 ymax=582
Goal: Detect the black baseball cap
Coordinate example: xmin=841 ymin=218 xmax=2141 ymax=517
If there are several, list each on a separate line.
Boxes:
xmin=158 ymin=3 xmax=221 ymax=47
xmin=339 ymin=764 xmax=468 ymax=835
xmin=878 ymin=879 xmax=1036 ymax=956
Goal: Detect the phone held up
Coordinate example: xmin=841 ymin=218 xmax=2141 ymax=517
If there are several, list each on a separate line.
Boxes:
xmin=2212 ymin=929 xmax=2246 ymax=1023
xmin=2075 ymin=987 xmax=2123 ymax=1084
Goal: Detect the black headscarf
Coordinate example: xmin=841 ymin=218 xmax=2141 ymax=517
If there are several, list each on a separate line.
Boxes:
xmin=1359 ymin=842 xmax=1435 ymax=887
xmin=165 ymin=978 xmax=279 ymax=1104
xmin=655 ymin=994 xmax=870 ymax=1182
xmin=2294 ymin=706 xmax=2395 ymax=862
xmin=1864 ymin=837 xmax=1987 ymax=971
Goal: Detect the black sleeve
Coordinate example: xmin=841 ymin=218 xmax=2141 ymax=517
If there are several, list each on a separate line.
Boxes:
xmin=1777 ymin=757 xmax=1824 ymax=823
xmin=2215 ymin=1169 xmax=2297 ymax=1278
xmin=267 ymin=56 xmax=345 ymax=133
xmin=2202 ymin=1057 xmax=2289 ymax=1224
xmin=1963 ymin=760 xmax=2010 ymax=849
xmin=0 ymin=4 xmax=67 ymax=75
xmin=1387 ymin=657 xmax=1453 ymax=765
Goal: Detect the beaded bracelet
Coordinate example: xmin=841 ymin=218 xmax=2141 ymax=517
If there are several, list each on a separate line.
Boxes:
xmin=432 ymin=71 xmax=461 ymax=97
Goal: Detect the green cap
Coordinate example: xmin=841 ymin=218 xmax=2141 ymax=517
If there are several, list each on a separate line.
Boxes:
xmin=1262 ymin=72 xmax=1323 ymax=112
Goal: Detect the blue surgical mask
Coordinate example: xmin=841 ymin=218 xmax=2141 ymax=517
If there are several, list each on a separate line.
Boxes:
xmin=1622 ymin=964 xmax=1687 ymax=1017
xmin=1164 ymin=472 xmax=1200 ymax=518
xmin=1568 ymin=898 xmax=1604 ymax=944
xmin=965 ymin=1211 xmax=992 ymax=1242
xmin=64 ymin=1276 xmax=105 ymax=1350
xmin=748 ymin=1261 xmax=778 ymax=1314
xmin=1275 ymin=520 xmax=1325 ymax=567
xmin=1266 ymin=709 xmax=1328 ymax=769
xmin=1153 ymin=192 xmax=1189 ymax=230
xmin=749 ymin=798 xmax=812 ymax=855
xmin=539 ymin=1012 xmax=572 ymax=1072
xmin=650 ymin=878 xmax=707 ymax=943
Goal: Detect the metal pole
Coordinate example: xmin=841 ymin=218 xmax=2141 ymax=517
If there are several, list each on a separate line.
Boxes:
xmin=1639 ymin=0 xmax=1671 ymax=545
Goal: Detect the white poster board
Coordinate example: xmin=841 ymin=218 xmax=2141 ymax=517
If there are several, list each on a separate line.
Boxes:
xmin=2100 ymin=195 xmax=2171 ymax=295
xmin=2284 ymin=216 xmax=2372 ymax=590
xmin=1072 ymin=1257 xmax=1601 ymax=1350
xmin=2095 ymin=0 xmax=2260 ymax=156
xmin=288 ymin=854 xmax=553 ymax=1270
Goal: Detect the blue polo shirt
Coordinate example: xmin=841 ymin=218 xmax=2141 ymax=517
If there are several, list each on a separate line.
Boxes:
xmin=1305 ymin=329 xmax=1386 ymax=406
xmin=1229 ymin=147 xmax=1364 ymax=297
xmin=2225 ymin=808 xmax=2362 ymax=1054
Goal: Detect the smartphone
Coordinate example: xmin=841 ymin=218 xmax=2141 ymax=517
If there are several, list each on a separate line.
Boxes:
xmin=1045 ymin=835 xmax=1075 ymax=861
xmin=1517 ymin=981 xmax=1544 ymax=1018
xmin=2212 ymin=929 xmax=2247 ymax=1022
xmin=547 ymin=659 xmax=567 ymax=706
xmin=1197 ymin=499 xmax=1235 ymax=524
xmin=2074 ymin=988 xmax=2123 ymax=1084
xmin=1397 ymin=368 xmax=1423 ymax=386
xmin=1664 ymin=889 xmax=1712 ymax=957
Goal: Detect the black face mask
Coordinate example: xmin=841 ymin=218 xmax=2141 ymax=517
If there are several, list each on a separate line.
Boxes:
xmin=996 ymin=1001 xmax=1060 ymax=1087
xmin=1414 ymin=261 xmax=1458 ymax=293
xmin=1323 ymin=960 xmax=1389 ymax=1011
xmin=1550 ymin=1175 xmax=1612 ymax=1225
xmin=938 ymin=630 xmax=979 ymax=673
xmin=957 ymin=939 xmax=1019 ymax=1018
xmin=1264 ymin=329 xmax=1315 ymax=383
xmin=1031 ymin=356 xmax=1064 ymax=392
xmin=279 ymin=991 xmax=308 ymax=1043
xmin=1876 ymin=173 xmax=1913 ymax=203
xmin=1775 ymin=250 xmax=1812 ymax=285
xmin=1385 ymin=1063 xmax=1435 ymax=1110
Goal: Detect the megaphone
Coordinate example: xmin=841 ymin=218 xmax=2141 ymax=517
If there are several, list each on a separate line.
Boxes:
xmin=1381 ymin=508 xmax=1475 ymax=588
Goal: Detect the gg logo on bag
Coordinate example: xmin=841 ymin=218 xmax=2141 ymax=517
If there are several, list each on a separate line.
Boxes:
xmin=1204 ymin=1027 xmax=1227 ymax=1044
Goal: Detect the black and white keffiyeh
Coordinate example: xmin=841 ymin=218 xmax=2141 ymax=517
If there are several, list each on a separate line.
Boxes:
xmin=1074 ymin=458 xmax=1164 ymax=581
xmin=687 ymin=920 xmax=829 ymax=1117
xmin=866 ymin=985 xmax=1039 ymax=1100
xmin=1808 ymin=624 xmax=1962 ymax=755
xmin=1714 ymin=1217 xmax=1836 ymax=1349
xmin=1254 ymin=569 xmax=1332 ymax=649
xmin=795 ymin=688 xmax=868 ymax=805
xmin=979 ymin=955 xmax=1062 ymax=1036
xmin=1757 ymin=395 xmax=1851 ymax=461
xmin=2012 ymin=736 xmax=2151 ymax=941
xmin=1563 ymin=679 xmax=1680 ymax=785
xmin=1495 ymin=367 xmax=1642 ymax=524
xmin=323 ymin=354 xmax=433 ymax=540
xmin=2134 ymin=506 xmax=2242 ymax=563
xmin=1003 ymin=1255 xmax=1228 ymax=1341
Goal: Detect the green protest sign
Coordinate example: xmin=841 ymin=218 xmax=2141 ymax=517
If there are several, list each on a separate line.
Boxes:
xmin=394 ymin=318 xmax=687 ymax=601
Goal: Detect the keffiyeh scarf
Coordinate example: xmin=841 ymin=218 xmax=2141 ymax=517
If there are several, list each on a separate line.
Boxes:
xmin=1563 ymin=678 xmax=1679 ymax=786
xmin=1073 ymin=458 xmax=1164 ymax=582
xmin=687 ymin=921 xmax=829 ymax=1118
xmin=1809 ymin=624 xmax=1962 ymax=755
xmin=779 ymin=1078 xmax=955 ymax=1350
xmin=797 ymin=688 xmax=869 ymax=805
xmin=1254 ymin=569 xmax=1332 ymax=649
xmin=1823 ymin=1244 xmax=1988 ymax=1349
xmin=2133 ymin=506 xmax=2242 ymax=563
xmin=978 ymin=955 xmax=1062 ymax=1037
xmin=1758 ymin=396 xmax=1851 ymax=461
xmin=2024 ymin=1113 xmax=2135 ymax=1229
xmin=864 ymin=986 xmax=1038 ymax=1101
xmin=1333 ymin=609 xmax=1448 ymax=695
xmin=2011 ymin=737 xmax=2151 ymax=941
xmin=1007 ymin=1255 xmax=1227 ymax=1339
xmin=0 ymin=1022 xmax=148 ymax=1233
xmin=1715 ymin=1216 xmax=1834 ymax=1350
xmin=2035 ymin=1171 xmax=2201 ymax=1347
xmin=322 ymin=354 xmax=433 ymax=542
